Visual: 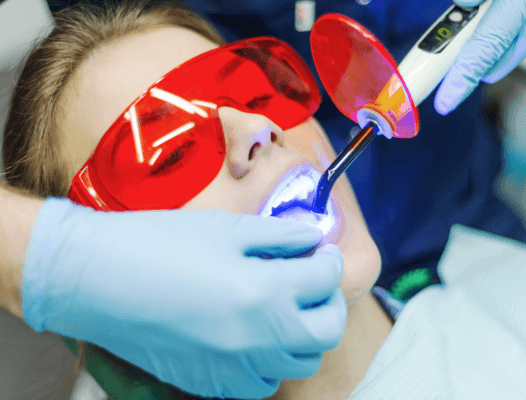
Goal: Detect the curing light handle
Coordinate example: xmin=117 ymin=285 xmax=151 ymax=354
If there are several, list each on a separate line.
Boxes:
xmin=312 ymin=123 xmax=378 ymax=214
xmin=398 ymin=0 xmax=492 ymax=107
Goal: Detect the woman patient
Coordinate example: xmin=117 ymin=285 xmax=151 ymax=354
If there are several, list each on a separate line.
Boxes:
xmin=5 ymin=1 xmax=526 ymax=399
xmin=4 ymin=1 xmax=390 ymax=398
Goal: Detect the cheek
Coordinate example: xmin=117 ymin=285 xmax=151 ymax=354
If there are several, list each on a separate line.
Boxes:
xmin=330 ymin=193 xmax=382 ymax=302
xmin=181 ymin=170 xmax=234 ymax=212
xmin=284 ymin=123 xmax=327 ymax=168
xmin=60 ymin=127 xmax=106 ymax=183
xmin=181 ymin=163 xmax=259 ymax=214
xmin=338 ymin=222 xmax=382 ymax=302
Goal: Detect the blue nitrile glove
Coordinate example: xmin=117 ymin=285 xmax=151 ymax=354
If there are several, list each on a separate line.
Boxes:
xmin=22 ymin=198 xmax=347 ymax=399
xmin=435 ymin=0 xmax=526 ymax=115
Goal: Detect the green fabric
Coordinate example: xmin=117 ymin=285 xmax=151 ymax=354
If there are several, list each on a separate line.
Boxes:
xmin=389 ymin=267 xmax=438 ymax=301
xmin=62 ymin=337 xmax=192 ymax=400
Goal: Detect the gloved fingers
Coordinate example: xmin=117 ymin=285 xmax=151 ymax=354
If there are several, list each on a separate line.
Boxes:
xmin=455 ymin=0 xmax=484 ymax=6
xmin=482 ymin=26 xmax=526 ymax=83
xmin=204 ymin=352 xmax=281 ymax=399
xmin=240 ymin=216 xmax=323 ymax=258
xmin=249 ymin=347 xmax=323 ymax=380
xmin=150 ymin=349 xmax=281 ymax=399
xmin=435 ymin=0 xmax=525 ymax=115
xmin=286 ymin=244 xmax=345 ymax=308
xmin=287 ymin=288 xmax=347 ymax=354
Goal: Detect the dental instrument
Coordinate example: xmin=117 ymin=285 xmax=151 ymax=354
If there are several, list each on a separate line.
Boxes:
xmin=311 ymin=1 xmax=492 ymax=214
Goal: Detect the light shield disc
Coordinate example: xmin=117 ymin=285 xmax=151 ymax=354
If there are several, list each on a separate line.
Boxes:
xmin=310 ymin=13 xmax=419 ymax=138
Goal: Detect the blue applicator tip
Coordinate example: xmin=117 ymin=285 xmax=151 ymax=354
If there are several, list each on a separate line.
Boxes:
xmin=312 ymin=123 xmax=378 ymax=214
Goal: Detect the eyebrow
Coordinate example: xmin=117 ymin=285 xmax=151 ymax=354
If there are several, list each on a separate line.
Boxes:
xmin=216 ymin=56 xmax=247 ymax=84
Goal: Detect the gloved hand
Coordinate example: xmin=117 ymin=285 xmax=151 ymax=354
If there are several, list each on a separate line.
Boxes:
xmin=435 ymin=0 xmax=526 ymax=115
xmin=22 ymin=198 xmax=347 ymax=399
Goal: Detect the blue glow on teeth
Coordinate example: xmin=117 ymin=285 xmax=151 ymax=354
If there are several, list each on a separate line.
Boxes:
xmin=259 ymin=165 xmax=336 ymax=235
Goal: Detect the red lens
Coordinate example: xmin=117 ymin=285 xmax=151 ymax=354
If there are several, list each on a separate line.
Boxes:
xmin=156 ymin=38 xmax=321 ymax=129
xmin=311 ymin=14 xmax=419 ymax=138
xmin=91 ymin=98 xmax=224 ymax=210
xmin=68 ymin=38 xmax=321 ymax=211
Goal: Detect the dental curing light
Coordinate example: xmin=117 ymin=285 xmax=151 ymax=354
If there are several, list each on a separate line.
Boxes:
xmin=310 ymin=1 xmax=492 ymax=213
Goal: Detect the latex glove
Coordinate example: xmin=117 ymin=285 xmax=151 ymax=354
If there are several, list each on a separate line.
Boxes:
xmin=23 ymin=198 xmax=346 ymax=399
xmin=435 ymin=0 xmax=526 ymax=115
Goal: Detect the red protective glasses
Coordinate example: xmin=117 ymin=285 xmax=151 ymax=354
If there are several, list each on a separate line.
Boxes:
xmin=67 ymin=37 xmax=321 ymax=211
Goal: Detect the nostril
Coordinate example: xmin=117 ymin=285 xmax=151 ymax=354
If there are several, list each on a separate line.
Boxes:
xmin=271 ymin=132 xmax=277 ymax=142
xmin=248 ymin=142 xmax=261 ymax=160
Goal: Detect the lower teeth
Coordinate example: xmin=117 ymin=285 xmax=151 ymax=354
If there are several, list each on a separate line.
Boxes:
xmin=273 ymin=207 xmax=320 ymax=226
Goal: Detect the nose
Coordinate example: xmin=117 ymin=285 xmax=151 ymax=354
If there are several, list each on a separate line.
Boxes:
xmin=218 ymin=107 xmax=284 ymax=178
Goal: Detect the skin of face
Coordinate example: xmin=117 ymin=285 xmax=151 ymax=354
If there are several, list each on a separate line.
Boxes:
xmin=58 ymin=26 xmax=390 ymax=398
xmin=59 ymin=26 xmax=381 ymax=304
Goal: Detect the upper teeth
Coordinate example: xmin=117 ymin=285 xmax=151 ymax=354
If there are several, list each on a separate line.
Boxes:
xmin=258 ymin=164 xmax=337 ymax=235
xmin=259 ymin=165 xmax=320 ymax=218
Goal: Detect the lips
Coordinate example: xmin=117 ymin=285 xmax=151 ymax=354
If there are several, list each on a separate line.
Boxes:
xmin=258 ymin=164 xmax=336 ymax=235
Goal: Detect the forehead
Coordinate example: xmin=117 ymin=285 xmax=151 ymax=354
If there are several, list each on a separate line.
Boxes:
xmin=60 ymin=27 xmax=218 ymax=174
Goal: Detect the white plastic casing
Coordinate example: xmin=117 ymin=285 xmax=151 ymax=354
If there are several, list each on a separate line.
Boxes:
xmin=397 ymin=0 xmax=492 ymax=107
xmin=357 ymin=108 xmax=393 ymax=138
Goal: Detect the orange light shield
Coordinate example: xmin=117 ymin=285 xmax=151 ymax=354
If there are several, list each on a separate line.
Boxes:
xmin=310 ymin=14 xmax=419 ymax=138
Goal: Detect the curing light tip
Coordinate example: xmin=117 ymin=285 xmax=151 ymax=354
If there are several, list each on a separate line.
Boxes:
xmin=312 ymin=123 xmax=378 ymax=214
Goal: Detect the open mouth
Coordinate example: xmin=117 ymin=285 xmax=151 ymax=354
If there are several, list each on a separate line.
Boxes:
xmin=258 ymin=164 xmax=336 ymax=235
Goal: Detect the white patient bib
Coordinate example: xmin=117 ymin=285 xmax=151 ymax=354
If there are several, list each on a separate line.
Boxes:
xmin=349 ymin=225 xmax=526 ymax=399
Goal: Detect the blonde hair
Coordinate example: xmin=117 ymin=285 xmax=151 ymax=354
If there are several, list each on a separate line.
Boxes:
xmin=3 ymin=0 xmax=224 ymax=197
xmin=3 ymin=1 xmax=223 ymax=398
